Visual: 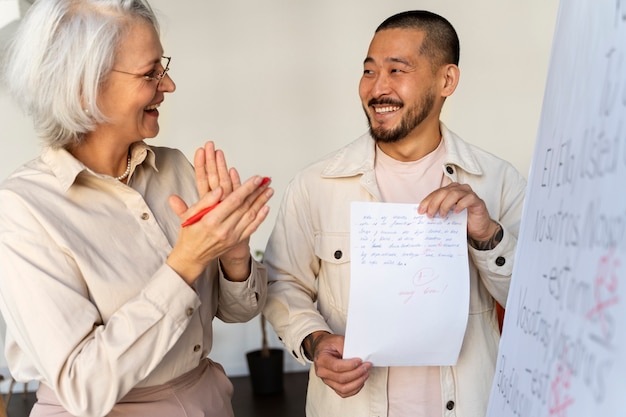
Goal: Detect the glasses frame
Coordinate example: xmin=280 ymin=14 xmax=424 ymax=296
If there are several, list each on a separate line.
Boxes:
xmin=111 ymin=56 xmax=171 ymax=85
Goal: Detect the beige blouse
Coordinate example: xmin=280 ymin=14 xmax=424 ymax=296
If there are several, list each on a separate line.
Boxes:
xmin=0 ymin=142 xmax=266 ymax=417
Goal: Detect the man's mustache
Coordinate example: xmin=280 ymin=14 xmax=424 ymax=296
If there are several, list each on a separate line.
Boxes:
xmin=367 ymin=98 xmax=403 ymax=107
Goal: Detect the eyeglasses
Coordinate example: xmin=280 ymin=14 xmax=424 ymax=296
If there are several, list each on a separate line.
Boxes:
xmin=111 ymin=56 xmax=171 ymax=85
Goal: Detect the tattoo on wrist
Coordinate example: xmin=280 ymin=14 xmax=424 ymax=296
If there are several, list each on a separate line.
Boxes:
xmin=468 ymin=223 xmax=504 ymax=251
xmin=303 ymin=332 xmax=325 ymax=360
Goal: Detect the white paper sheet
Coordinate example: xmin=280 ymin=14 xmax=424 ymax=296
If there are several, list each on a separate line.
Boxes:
xmin=343 ymin=202 xmax=470 ymax=366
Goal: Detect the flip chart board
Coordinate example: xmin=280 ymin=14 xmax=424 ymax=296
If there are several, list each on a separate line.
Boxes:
xmin=486 ymin=1 xmax=626 ymax=416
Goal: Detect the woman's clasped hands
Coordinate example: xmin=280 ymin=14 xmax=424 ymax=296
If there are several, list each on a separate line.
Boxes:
xmin=167 ymin=141 xmax=273 ymax=285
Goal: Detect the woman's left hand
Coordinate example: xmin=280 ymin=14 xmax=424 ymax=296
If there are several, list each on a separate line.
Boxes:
xmin=194 ymin=141 xmax=238 ymax=200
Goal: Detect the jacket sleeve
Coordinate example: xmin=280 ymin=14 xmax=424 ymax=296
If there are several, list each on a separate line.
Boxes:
xmin=216 ymin=259 xmax=267 ymax=323
xmin=262 ymin=177 xmax=332 ymax=365
xmin=468 ymin=163 xmax=527 ymax=307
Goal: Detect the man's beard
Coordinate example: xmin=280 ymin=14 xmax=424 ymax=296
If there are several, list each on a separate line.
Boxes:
xmin=365 ymin=89 xmax=436 ymax=143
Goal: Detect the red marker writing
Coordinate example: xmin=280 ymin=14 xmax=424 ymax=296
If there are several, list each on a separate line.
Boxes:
xmin=181 ymin=176 xmax=271 ymax=227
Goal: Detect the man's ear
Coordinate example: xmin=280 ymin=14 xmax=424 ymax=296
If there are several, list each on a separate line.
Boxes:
xmin=440 ymin=64 xmax=460 ymax=98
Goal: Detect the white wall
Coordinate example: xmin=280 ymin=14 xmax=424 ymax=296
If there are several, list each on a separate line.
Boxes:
xmin=0 ymin=0 xmax=559 ymax=379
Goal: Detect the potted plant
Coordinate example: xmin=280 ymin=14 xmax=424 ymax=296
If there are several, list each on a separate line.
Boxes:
xmin=245 ymin=251 xmax=284 ymax=395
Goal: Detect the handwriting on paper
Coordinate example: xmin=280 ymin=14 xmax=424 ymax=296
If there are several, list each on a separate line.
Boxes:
xmin=354 ymin=211 xmax=465 ymax=267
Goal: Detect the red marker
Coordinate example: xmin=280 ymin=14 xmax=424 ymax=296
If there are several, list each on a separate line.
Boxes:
xmin=181 ymin=176 xmax=271 ymax=227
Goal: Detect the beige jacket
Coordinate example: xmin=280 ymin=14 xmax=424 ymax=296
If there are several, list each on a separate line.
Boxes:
xmin=263 ymin=123 xmax=527 ymax=417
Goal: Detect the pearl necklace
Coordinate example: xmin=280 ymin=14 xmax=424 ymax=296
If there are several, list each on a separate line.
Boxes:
xmin=115 ymin=154 xmax=132 ymax=181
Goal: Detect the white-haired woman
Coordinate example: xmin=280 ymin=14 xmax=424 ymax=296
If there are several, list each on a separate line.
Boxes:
xmin=0 ymin=1 xmax=273 ymax=416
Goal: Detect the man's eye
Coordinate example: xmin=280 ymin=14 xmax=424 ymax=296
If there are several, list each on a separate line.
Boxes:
xmin=144 ymin=70 xmax=157 ymax=79
xmin=391 ymin=68 xmax=403 ymax=73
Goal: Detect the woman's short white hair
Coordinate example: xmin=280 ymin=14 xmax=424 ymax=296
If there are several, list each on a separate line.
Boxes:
xmin=2 ymin=0 xmax=160 ymax=148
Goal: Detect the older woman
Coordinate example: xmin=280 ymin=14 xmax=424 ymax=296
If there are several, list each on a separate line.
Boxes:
xmin=0 ymin=1 xmax=273 ymax=416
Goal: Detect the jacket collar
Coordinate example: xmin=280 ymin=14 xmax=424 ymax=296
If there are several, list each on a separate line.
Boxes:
xmin=441 ymin=123 xmax=482 ymax=176
xmin=320 ymin=122 xmax=483 ymax=179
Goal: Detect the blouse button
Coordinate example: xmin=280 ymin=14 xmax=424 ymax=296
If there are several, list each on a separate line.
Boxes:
xmin=334 ymin=250 xmax=343 ymax=260
xmin=141 ymin=212 xmax=150 ymax=220
xmin=186 ymin=308 xmax=194 ymax=317
xmin=193 ymin=344 xmax=201 ymax=352
xmin=446 ymin=166 xmax=454 ymax=175
xmin=495 ymin=256 xmax=506 ymax=266
xmin=446 ymin=400 xmax=455 ymax=410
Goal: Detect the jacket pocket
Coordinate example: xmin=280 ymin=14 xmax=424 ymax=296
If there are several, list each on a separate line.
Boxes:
xmin=314 ymin=233 xmax=351 ymax=330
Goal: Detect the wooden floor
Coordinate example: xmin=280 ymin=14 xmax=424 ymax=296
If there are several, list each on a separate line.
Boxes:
xmin=4 ymin=372 xmax=308 ymax=417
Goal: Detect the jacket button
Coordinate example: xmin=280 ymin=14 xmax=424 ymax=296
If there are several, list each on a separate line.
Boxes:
xmin=446 ymin=400 xmax=455 ymax=410
xmin=193 ymin=344 xmax=201 ymax=352
xmin=495 ymin=256 xmax=506 ymax=266
xmin=446 ymin=166 xmax=454 ymax=175
xmin=334 ymin=250 xmax=342 ymax=260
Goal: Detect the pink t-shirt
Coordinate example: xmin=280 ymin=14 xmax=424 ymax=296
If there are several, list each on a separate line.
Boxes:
xmin=374 ymin=140 xmax=450 ymax=417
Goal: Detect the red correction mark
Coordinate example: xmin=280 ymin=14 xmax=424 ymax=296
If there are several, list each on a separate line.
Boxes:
xmin=548 ymin=363 xmax=574 ymax=417
xmin=398 ymin=267 xmax=440 ymax=304
xmin=586 ymin=249 xmax=620 ymax=339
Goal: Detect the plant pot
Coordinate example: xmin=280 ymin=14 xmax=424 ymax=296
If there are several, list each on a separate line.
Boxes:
xmin=246 ymin=348 xmax=284 ymax=395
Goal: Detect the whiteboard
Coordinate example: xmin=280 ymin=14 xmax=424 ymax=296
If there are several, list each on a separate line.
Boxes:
xmin=487 ymin=1 xmax=626 ymax=416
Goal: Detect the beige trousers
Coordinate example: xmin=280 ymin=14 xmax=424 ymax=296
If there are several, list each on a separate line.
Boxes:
xmin=31 ymin=358 xmax=235 ymax=417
